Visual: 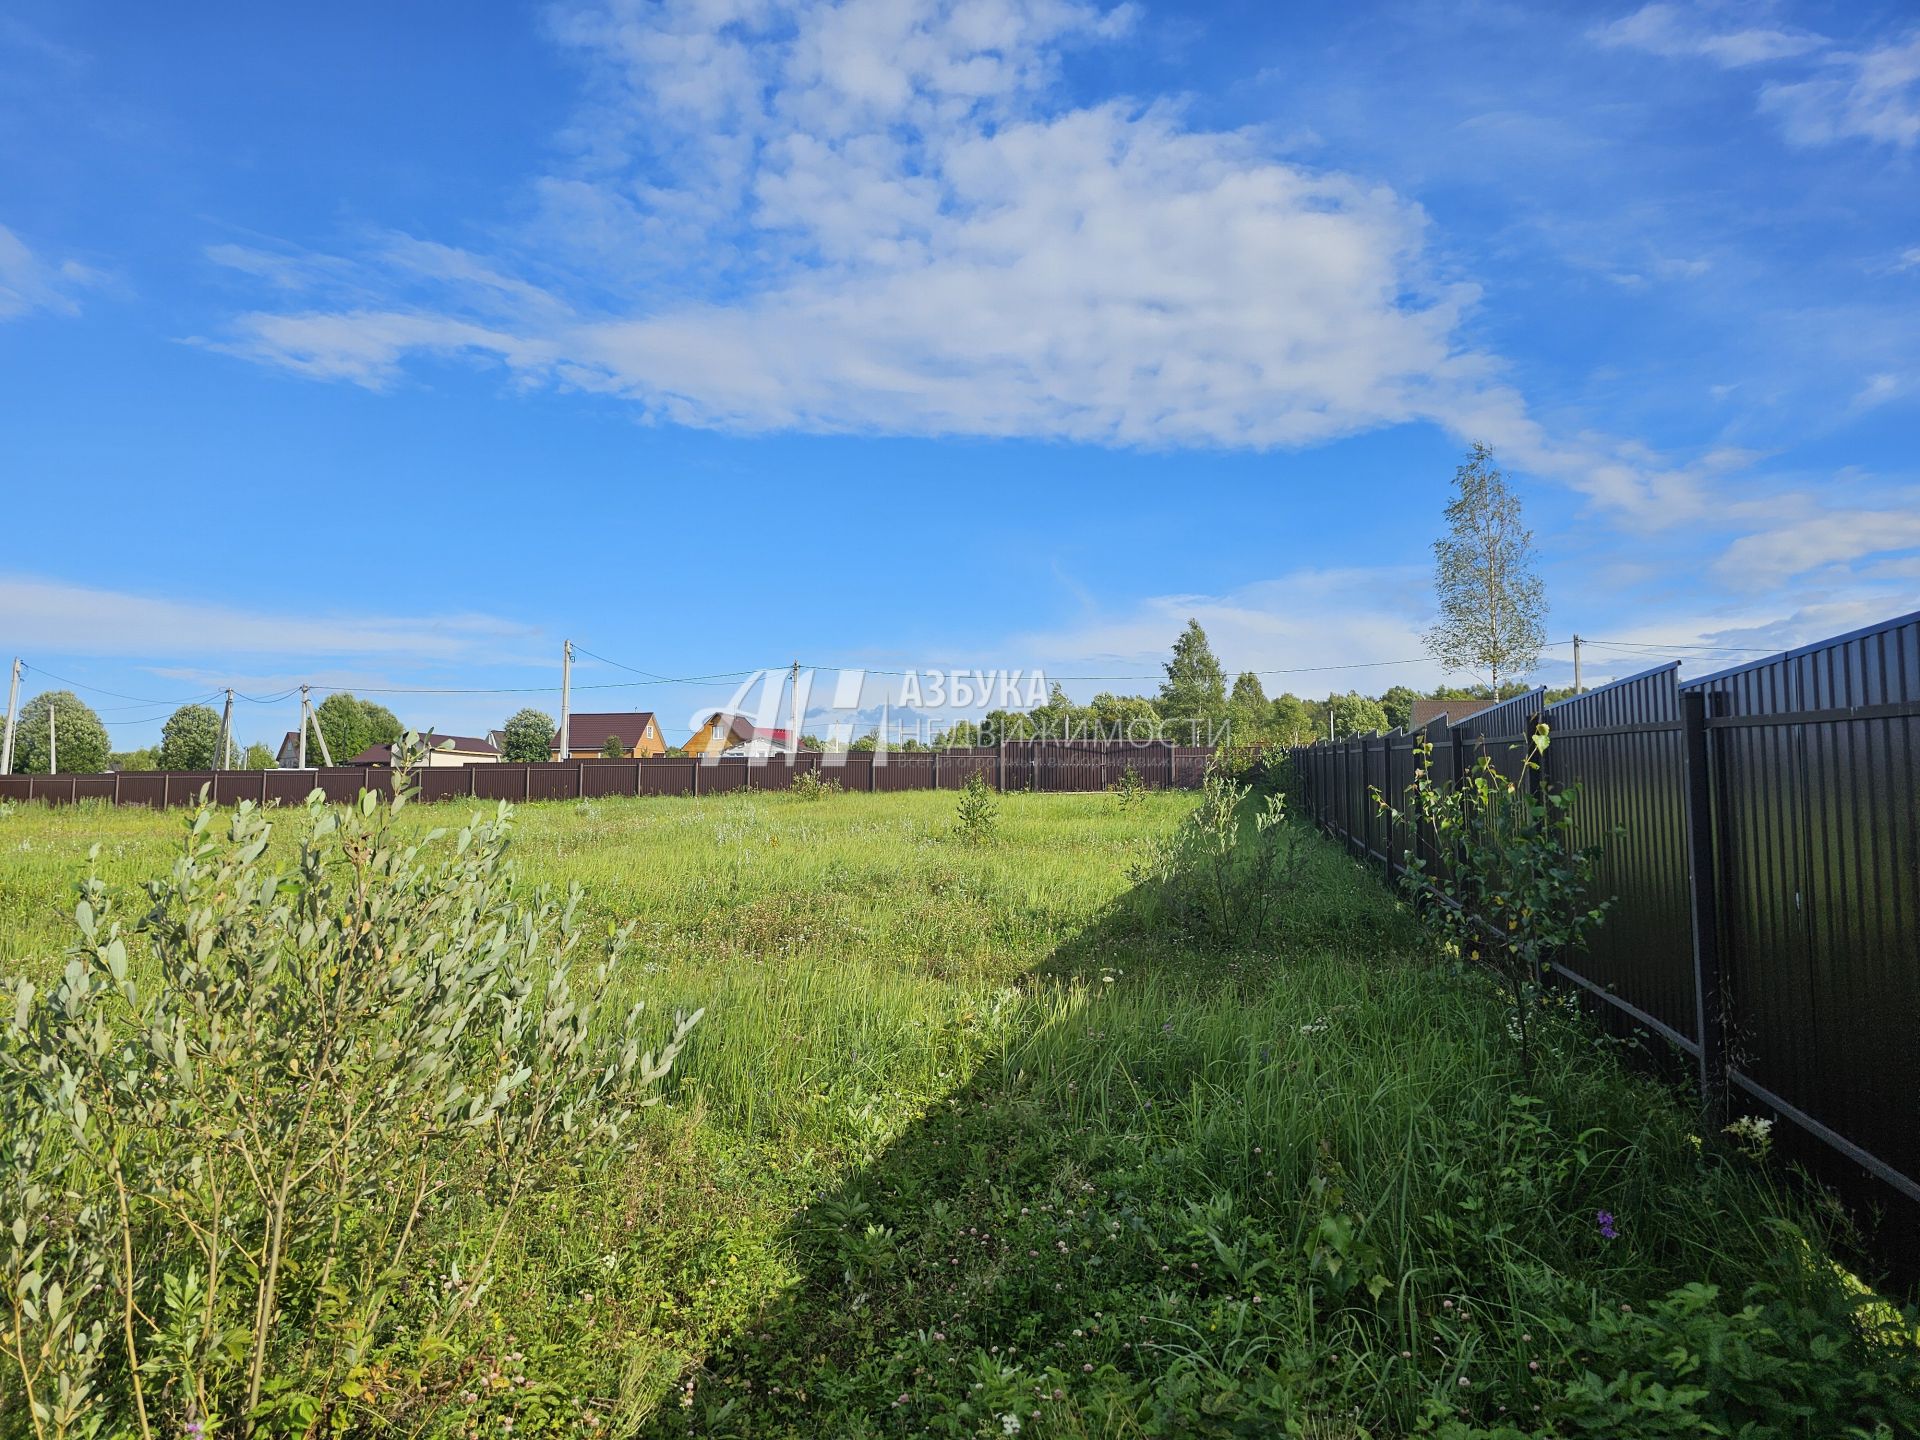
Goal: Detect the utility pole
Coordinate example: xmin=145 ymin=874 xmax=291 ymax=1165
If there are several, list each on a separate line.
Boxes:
xmin=216 ymin=688 xmax=234 ymax=771
xmin=558 ymin=640 xmax=573 ymax=761
xmin=788 ymin=659 xmax=801 ymax=759
xmin=311 ymin=694 xmax=333 ymax=768
xmin=1572 ymin=635 xmax=1584 ymax=695
xmin=297 ymin=686 xmax=333 ymax=768
xmin=0 ymin=657 xmax=20 ymax=776
xmin=48 ymin=700 xmax=56 ymax=775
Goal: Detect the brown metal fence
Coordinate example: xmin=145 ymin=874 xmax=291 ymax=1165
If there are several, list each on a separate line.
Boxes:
xmin=1291 ymin=609 xmax=1920 ymax=1229
xmin=0 ymin=740 xmax=1214 ymax=812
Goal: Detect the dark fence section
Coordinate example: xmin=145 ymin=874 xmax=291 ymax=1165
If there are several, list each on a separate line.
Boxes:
xmin=1289 ymin=611 xmax=1920 ymax=1227
xmin=0 ymin=741 xmax=1215 ymax=811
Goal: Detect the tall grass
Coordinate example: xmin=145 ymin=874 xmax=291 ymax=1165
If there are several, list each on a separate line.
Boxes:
xmin=0 ymin=787 xmax=1910 ymax=1438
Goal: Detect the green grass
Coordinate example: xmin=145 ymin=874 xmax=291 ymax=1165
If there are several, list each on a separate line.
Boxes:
xmin=0 ymin=787 xmax=1911 ymax=1438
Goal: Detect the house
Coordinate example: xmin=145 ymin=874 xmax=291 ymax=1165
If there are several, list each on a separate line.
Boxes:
xmin=551 ymin=711 xmax=666 ymax=759
xmin=346 ymin=733 xmax=502 ymax=768
xmin=275 ymin=731 xmax=304 ymax=768
xmin=685 ymin=711 xmax=791 ymax=757
xmin=1407 ymin=698 xmax=1492 ymax=732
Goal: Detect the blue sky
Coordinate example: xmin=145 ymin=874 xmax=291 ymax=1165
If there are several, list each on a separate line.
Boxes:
xmin=2 ymin=0 xmax=1917 ymax=749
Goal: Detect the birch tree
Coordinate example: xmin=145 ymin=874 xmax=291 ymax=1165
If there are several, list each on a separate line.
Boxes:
xmin=1424 ymin=443 xmax=1547 ymax=694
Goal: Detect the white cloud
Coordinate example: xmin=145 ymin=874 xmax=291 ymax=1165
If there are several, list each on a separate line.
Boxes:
xmin=0 ymin=223 xmax=97 ymax=321
xmin=1593 ymin=5 xmax=1920 ymax=150
xmin=1712 ymin=504 xmax=1920 ymax=588
xmin=200 ymin=1 xmax=1532 ymax=458
xmin=197 ymin=0 xmax=1898 ymax=550
xmin=1007 ymin=565 xmax=1460 ymax=692
xmin=0 ymin=574 xmax=540 ymax=661
xmin=1591 ymin=3 xmax=1823 ymax=68
xmin=1762 ymin=31 xmax=1920 ymax=149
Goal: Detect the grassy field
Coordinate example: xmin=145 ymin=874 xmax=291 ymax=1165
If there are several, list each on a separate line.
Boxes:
xmin=0 ymin=785 xmax=1912 ymax=1438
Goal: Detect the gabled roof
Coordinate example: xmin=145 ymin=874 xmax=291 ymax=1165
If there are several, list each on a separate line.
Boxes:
xmin=1407 ymin=697 xmax=1492 ymax=731
xmin=698 ymin=712 xmax=791 ymax=748
xmin=554 ymin=711 xmax=659 ymax=752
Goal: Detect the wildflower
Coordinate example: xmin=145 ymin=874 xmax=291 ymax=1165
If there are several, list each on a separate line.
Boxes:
xmin=1595 ymin=1210 xmax=1618 ymax=1241
xmin=1000 ymin=1415 xmax=1022 ymax=1435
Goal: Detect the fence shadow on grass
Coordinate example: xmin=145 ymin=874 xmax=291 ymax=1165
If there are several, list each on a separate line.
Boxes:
xmin=628 ymin=827 xmax=1423 ymax=1438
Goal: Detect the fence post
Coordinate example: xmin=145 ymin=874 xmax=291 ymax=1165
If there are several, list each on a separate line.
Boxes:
xmin=931 ymin=749 xmax=939 ymax=791
xmin=1680 ymin=690 xmax=1729 ymax=1122
xmin=524 ymin=766 xmax=531 ymax=803
xmin=997 ymin=737 xmax=1006 ymax=792
xmin=470 ymin=764 xmax=477 ymax=799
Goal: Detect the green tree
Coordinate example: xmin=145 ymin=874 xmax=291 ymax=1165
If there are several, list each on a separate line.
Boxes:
xmin=1329 ymin=691 xmax=1388 ymax=739
xmin=601 ymin=734 xmax=626 ymax=758
xmin=500 ymin=707 xmax=555 ymax=763
xmin=1158 ymin=619 xmax=1228 ymax=742
xmin=1269 ymin=693 xmax=1318 ymax=746
xmin=1379 ymin=685 xmax=1420 ymax=732
xmin=158 ymin=703 xmax=233 ymax=770
xmin=1086 ymin=692 xmax=1160 ymax=741
xmin=307 ymin=693 xmax=403 ymax=765
xmin=11 ymin=690 xmax=110 ymax=774
xmin=1226 ymin=672 xmax=1270 ymax=746
xmin=240 ymin=742 xmax=278 ymax=769
xmin=1424 ymin=442 xmax=1548 ymax=693
xmin=110 ymin=747 xmax=160 ymax=773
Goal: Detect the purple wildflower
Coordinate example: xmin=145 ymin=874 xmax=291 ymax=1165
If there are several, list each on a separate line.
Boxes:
xmin=1595 ymin=1210 xmax=1618 ymax=1240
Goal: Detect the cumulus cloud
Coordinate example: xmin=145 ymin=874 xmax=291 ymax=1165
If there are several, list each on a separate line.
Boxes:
xmin=199 ymin=0 xmax=1909 ymax=568
xmin=203 ymin=0 xmax=1519 ymax=453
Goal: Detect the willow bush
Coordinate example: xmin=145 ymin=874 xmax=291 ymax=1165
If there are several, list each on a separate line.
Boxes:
xmin=1 ymin=752 xmax=700 ymax=1439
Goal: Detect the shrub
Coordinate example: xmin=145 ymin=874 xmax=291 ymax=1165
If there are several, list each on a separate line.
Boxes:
xmin=1111 ymin=765 xmax=1147 ymax=812
xmin=1376 ymin=725 xmax=1612 ymax=1075
xmin=0 ymin=770 xmax=700 ymax=1436
xmin=1134 ymin=764 xmax=1303 ymax=944
xmin=601 ymin=734 xmax=625 ymax=758
xmin=954 ymin=770 xmax=999 ymax=844
xmin=790 ymin=768 xmax=843 ymax=801
xmin=498 ymin=709 xmax=555 ymax=764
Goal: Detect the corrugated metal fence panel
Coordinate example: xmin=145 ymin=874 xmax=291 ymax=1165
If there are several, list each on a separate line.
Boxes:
xmin=1685 ymin=611 xmax=1920 ymax=1194
xmin=265 ymin=771 xmax=315 ymax=805
xmin=1542 ymin=666 xmax=1695 ymax=1043
xmin=0 ymin=743 xmax=1213 ymax=811
xmin=642 ymin=760 xmax=697 ymax=796
xmin=1454 ymin=688 xmax=1547 ymax=784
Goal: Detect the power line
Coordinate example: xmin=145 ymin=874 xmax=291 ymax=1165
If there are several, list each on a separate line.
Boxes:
xmin=20 ymin=665 xmax=224 ymax=707
xmin=1581 ymin=637 xmax=1778 ymax=655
